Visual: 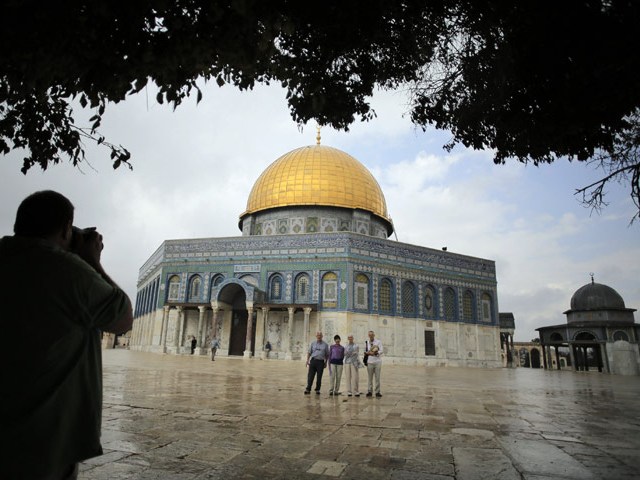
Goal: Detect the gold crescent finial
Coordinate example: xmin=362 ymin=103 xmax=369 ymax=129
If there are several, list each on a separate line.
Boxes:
xmin=316 ymin=125 xmax=321 ymax=145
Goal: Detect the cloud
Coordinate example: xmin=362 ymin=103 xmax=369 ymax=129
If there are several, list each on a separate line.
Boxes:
xmin=372 ymin=148 xmax=640 ymax=341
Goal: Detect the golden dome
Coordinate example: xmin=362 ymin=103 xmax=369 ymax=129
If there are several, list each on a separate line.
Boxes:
xmin=241 ymin=145 xmax=391 ymax=225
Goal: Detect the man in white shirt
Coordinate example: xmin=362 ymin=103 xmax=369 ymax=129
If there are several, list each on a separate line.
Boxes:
xmin=364 ymin=330 xmax=383 ymax=397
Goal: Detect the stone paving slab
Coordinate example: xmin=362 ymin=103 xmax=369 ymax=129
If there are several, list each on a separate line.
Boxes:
xmin=73 ymin=350 xmax=640 ymax=479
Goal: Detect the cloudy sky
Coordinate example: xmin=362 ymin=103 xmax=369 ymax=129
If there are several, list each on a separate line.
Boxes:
xmin=1 ymin=83 xmax=638 ymax=342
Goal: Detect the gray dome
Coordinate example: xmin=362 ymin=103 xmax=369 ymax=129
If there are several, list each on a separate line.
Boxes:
xmin=570 ymin=282 xmax=626 ymax=311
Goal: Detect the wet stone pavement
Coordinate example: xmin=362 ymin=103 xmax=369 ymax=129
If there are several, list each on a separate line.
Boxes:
xmin=80 ymin=350 xmax=640 ymax=480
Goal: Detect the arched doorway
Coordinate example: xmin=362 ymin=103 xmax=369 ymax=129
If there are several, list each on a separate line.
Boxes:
xmin=218 ymin=282 xmax=256 ymax=357
xmin=530 ymin=348 xmax=541 ymax=368
xmin=573 ymin=331 xmax=602 ymax=372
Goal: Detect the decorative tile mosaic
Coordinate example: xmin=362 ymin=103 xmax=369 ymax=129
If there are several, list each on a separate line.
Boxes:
xmin=263 ymin=220 xmax=275 ymax=235
xmin=355 ymin=220 xmax=369 ymax=235
xmin=291 ymin=217 xmax=304 ymax=234
xmin=306 ymin=217 xmax=318 ymax=233
xmin=321 ymin=218 xmax=337 ymax=233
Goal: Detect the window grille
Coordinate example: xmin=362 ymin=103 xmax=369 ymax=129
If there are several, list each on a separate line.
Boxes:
xmin=354 ymin=273 xmax=369 ymax=309
xmin=189 ymin=276 xmax=201 ymax=301
xmin=462 ymin=290 xmax=474 ymax=320
xmin=168 ymin=275 xmax=180 ymax=301
xmin=322 ymin=272 xmax=338 ymax=308
xmin=402 ymin=281 xmax=415 ymax=315
xmin=379 ymin=278 xmax=392 ymax=312
xmin=444 ymin=288 xmax=456 ymax=320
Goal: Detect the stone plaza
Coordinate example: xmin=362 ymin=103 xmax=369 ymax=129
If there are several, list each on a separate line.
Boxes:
xmin=78 ymin=350 xmax=640 ymax=479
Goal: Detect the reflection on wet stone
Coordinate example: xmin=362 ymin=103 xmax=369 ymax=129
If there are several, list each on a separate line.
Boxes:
xmin=73 ymin=351 xmax=640 ymax=479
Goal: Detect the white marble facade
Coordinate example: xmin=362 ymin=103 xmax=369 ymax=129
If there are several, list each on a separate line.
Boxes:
xmin=132 ymin=306 xmax=502 ymax=367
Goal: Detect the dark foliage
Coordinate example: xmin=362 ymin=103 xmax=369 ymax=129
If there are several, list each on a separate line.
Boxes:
xmin=1 ymin=1 xmax=639 ymax=219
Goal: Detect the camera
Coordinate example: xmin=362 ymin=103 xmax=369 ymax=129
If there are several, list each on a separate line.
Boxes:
xmin=69 ymin=226 xmax=96 ymax=252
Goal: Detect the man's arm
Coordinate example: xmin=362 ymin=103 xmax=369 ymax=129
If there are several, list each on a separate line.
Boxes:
xmin=103 ymin=293 xmax=133 ymax=334
xmin=74 ymin=229 xmax=133 ymax=334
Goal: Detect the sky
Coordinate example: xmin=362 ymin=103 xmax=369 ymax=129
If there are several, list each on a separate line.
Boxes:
xmin=1 ymin=83 xmax=638 ymax=342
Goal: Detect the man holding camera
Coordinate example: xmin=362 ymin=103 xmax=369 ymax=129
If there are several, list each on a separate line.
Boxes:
xmin=0 ymin=190 xmax=133 ymax=480
xmin=365 ymin=330 xmax=383 ymax=398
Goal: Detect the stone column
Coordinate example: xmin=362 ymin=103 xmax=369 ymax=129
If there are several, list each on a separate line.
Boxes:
xmin=541 ymin=343 xmax=548 ymax=369
xmin=244 ymin=304 xmax=254 ymax=358
xmin=285 ymin=307 xmax=295 ymax=360
xmin=504 ymin=334 xmax=509 ymax=366
xmin=583 ymin=346 xmax=589 ymax=371
xmin=160 ymin=306 xmax=170 ymax=352
xmin=303 ymin=307 xmax=312 ymax=351
xmin=555 ymin=346 xmax=561 ymax=370
xmin=601 ymin=343 xmax=611 ymax=373
xmin=568 ymin=343 xmax=576 ymax=371
xmin=210 ymin=303 xmax=220 ymax=338
xmin=258 ymin=307 xmax=269 ymax=359
xmin=195 ymin=305 xmax=206 ymax=355
xmin=595 ymin=344 xmax=603 ymax=372
xmin=509 ymin=334 xmax=515 ymax=368
xmin=174 ymin=306 xmax=183 ymax=352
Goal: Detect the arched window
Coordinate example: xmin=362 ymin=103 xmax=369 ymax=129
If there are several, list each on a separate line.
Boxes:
xmin=481 ymin=293 xmax=492 ymax=322
xmin=444 ymin=287 xmax=456 ymax=320
xmin=269 ymin=274 xmax=283 ymax=301
xmin=550 ymin=332 xmax=563 ymax=342
xmin=188 ymin=276 xmax=202 ymax=302
xmin=401 ymin=281 xmax=416 ymax=315
xmin=354 ymin=273 xmax=369 ymax=310
xmin=613 ymin=331 xmax=629 ymax=341
xmin=462 ymin=290 xmax=474 ymax=320
xmin=167 ymin=275 xmax=180 ymax=301
xmin=209 ymin=274 xmax=224 ymax=301
xmin=424 ymin=285 xmax=436 ymax=318
xmin=322 ymin=272 xmax=338 ymax=308
xmin=295 ymin=274 xmax=310 ymax=302
xmin=575 ymin=331 xmax=596 ymax=341
xmin=379 ymin=278 xmax=393 ymax=313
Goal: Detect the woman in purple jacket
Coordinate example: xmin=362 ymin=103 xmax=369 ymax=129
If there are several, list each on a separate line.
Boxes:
xmin=328 ymin=335 xmax=345 ymax=395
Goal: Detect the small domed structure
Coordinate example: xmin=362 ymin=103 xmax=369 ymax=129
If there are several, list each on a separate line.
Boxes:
xmin=564 ymin=279 xmax=635 ymax=324
xmin=537 ymin=276 xmax=639 ymax=375
xmin=569 ymin=282 xmax=626 ymax=311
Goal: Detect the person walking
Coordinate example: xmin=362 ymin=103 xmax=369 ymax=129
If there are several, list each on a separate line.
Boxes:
xmin=328 ymin=335 xmax=345 ymax=396
xmin=304 ymin=331 xmax=329 ymax=395
xmin=343 ymin=334 xmax=361 ymax=397
xmin=365 ymin=330 xmax=383 ymax=398
xmin=190 ymin=336 xmax=197 ymax=354
xmin=210 ymin=337 xmax=220 ymax=361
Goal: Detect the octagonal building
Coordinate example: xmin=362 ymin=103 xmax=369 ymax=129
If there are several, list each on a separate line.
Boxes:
xmin=537 ymin=278 xmax=639 ymax=374
xmin=130 ymin=142 xmax=501 ymax=366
